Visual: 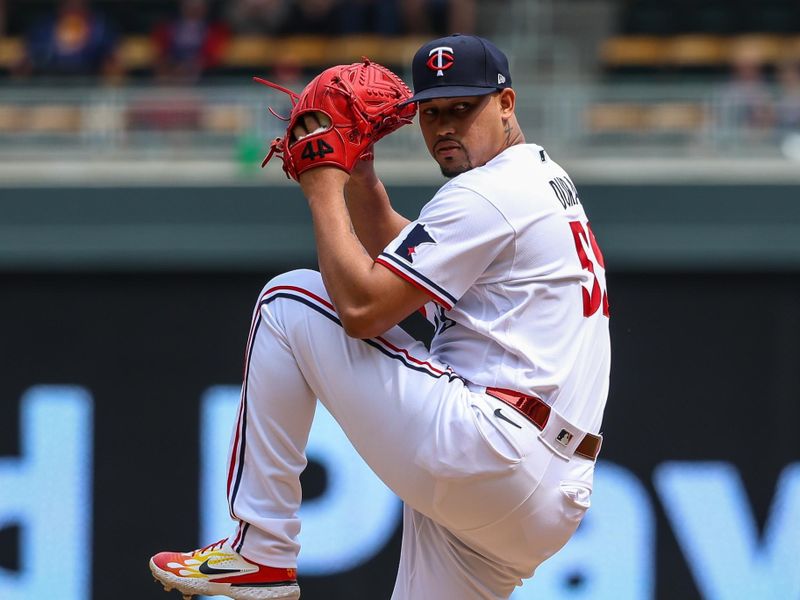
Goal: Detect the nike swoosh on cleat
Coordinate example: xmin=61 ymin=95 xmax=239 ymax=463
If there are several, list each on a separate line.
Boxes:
xmin=198 ymin=559 xmax=244 ymax=576
xmin=493 ymin=408 xmax=522 ymax=429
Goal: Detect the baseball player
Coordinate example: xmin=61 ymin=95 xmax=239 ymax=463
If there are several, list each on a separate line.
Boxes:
xmin=150 ymin=34 xmax=610 ymax=600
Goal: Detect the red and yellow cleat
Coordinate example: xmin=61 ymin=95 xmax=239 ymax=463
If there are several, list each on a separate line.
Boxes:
xmin=149 ymin=539 xmax=300 ymax=600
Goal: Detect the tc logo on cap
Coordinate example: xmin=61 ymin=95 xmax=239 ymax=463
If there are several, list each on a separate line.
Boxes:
xmin=426 ymin=46 xmax=454 ymax=77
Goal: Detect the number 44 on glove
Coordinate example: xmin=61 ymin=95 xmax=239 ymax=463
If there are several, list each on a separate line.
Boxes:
xmin=255 ymin=59 xmax=417 ymax=181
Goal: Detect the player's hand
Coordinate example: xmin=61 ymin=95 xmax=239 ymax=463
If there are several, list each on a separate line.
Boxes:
xmin=291 ymin=112 xmax=331 ymax=142
xmin=292 ymin=111 xmax=350 ymax=196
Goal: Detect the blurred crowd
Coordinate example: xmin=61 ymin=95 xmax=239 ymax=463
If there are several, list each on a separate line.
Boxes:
xmin=718 ymin=52 xmax=800 ymax=138
xmin=2 ymin=0 xmax=798 ymax=147
xmin=0 ymin=0 xmax=476 ymax=83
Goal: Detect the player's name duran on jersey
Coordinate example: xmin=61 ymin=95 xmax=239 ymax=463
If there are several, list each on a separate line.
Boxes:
xmin=548 ymin=176 xmax=581 ymax=210
xmin=375 ymin=253 xmax=457 ymax=310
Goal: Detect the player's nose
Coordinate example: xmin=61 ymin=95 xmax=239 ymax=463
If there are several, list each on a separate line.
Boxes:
xmin=433 ymin=116 xmax=456 ymax=137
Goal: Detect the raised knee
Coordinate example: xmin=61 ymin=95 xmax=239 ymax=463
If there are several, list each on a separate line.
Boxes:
xmin=259 ymin=269 xmax=326 ymax=302
xmin=255 ymin=269 xmax=332 ymax=342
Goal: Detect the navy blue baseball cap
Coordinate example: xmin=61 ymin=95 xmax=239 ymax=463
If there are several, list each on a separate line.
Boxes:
xmin=400 ymin=34 xmax=512 ymax=105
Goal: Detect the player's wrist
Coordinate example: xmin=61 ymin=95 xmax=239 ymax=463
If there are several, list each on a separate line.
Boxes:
xmin=345 ymin=166 xmax=380 ymax=193
xmin=299 ymin=166 xmax=350 ymax=202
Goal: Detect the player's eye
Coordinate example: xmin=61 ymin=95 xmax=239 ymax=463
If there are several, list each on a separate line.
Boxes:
xmin=452 ymin=103 xmax=470 ymax=113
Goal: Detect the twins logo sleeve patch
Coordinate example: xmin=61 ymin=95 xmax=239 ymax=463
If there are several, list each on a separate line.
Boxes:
xmin=394 ymin=223 xmax=436 ymax=263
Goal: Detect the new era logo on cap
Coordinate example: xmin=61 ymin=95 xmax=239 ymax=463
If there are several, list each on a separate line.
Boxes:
xmin=402 ymin=34 xmax=512 ymax=105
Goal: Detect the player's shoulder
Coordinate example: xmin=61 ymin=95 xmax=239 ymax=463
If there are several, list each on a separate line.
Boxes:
xmin=443 ymin=144 xmax=572 ymax=207
xmin=465 ymin=144 xmax=562 ymax=184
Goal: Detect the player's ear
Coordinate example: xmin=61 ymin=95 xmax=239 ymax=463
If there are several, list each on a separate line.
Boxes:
xmin=498 ymin=88 xmax=515 ymax=118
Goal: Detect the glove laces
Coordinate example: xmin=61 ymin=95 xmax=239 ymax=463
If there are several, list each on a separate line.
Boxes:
xmin=253 ymin=76 xmax=301 ymax=121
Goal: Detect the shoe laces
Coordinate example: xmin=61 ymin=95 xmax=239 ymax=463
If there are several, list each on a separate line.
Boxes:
xmin=194 ymin=538 xmax=227 ymax=556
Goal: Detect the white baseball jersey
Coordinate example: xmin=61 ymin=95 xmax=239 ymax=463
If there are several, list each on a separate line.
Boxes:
xmin=376 ymin=143 xmax=610 ymax=432
xmin=221 ymin=143 xmax=610 ymax=600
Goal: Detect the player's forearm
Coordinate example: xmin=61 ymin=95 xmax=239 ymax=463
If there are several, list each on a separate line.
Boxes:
xmin=344 ymin=172 xmax=410 ymax=258
xmin=307 ymin=191 xmax=389 ymax=335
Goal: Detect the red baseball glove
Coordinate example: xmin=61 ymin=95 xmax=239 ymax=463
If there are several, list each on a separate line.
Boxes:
xmin=255 ymin=59 xmax=417 ymax=181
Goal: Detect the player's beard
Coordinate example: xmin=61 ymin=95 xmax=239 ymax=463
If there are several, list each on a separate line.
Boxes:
xmin=440 ymin=160 xmax=473 ymax=178
xmin=438 ymin=149 xmax=474 ymax=178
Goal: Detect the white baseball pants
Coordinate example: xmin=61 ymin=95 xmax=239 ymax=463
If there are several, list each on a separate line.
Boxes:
xmin=225 ymin=269 xmax=595 ymax=599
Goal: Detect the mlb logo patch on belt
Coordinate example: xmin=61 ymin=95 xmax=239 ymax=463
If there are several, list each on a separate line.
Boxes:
xmin=555 ymin=429 xmax=573 ymax=446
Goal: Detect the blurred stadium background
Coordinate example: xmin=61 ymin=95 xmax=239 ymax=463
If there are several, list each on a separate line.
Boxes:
xmin=1 ymin=0 xmax=800 ymax=180
xmin=1 ymin=1 xmax=799 ymax=599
